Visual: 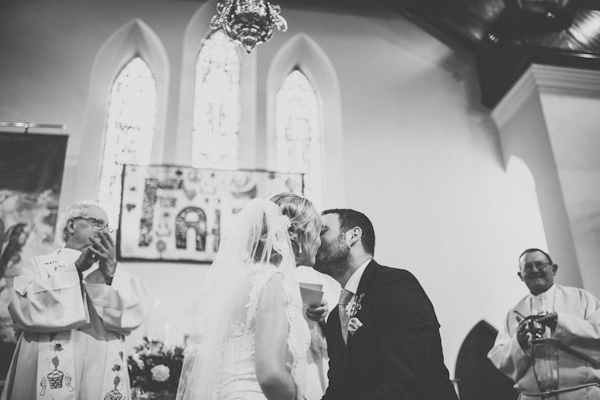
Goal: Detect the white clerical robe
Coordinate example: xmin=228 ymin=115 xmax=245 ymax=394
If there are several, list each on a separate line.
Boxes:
xmin=488 ymin=284 xmax=600 ymax=400
xmin=1 ymin=248 xmax=150 ymax=400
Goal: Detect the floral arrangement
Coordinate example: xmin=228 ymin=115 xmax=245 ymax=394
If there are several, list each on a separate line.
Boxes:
xmin=127 ymin=337 xmax=185 ymax=399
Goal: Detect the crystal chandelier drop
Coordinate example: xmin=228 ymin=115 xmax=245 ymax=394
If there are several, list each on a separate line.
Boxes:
xmin=210 ymin=0 xmax=288 ymax=53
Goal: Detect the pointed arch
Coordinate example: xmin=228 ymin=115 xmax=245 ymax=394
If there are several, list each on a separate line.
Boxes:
xmin=275 ymin=69 xmax=323 ymax=205
xmin=505 ymin=155 xmax=548 ymax=253
xmin=98 ymin=57 xmax=157 ymax=224
xmin=77 ymin=19 xmax=169 ymax=225
xmin=191 ymin=30 xmax=241 ymax=170
xmin=180 ymin=1 xmax=256 ymax=168
xmin=267 ymin=33 xmax=344 ymax=208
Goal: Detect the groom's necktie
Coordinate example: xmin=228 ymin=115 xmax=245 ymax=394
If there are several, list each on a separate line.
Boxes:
xmin=339 ymin=289 xmax=354 ymax=344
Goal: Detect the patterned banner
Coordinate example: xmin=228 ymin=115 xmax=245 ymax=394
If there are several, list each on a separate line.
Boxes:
xmin=0 ymin=131 xmax=68 ymax=270
xmin=118 ymin=165 xmax=303 ymax=262
xmin=0 ymin=131 xmax=67 ymax=372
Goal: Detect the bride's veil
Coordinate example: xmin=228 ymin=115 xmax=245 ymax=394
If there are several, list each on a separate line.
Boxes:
xmin=176 ymin=198 xmax=300 ymax=400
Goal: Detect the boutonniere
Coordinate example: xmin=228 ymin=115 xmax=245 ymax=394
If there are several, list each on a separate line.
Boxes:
xmin=345 ymin=293 xmax=365 ymax=317
xmin=348 ymin=317 xmax=363 ymax=335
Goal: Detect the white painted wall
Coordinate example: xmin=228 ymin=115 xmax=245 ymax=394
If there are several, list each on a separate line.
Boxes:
xmin=0 ymin=0 xmax=556 ymax=376
xmin=541 ymin=90 xmax=600 ymax=297
xmin=493 ymin=66 xmax=600 ymax=302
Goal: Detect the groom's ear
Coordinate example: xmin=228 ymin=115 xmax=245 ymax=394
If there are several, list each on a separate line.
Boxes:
xmin=346 ymin=227 xmax=362 ymax=247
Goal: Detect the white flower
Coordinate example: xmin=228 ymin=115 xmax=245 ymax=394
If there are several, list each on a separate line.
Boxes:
xmin=281 ymin=215 xmax=292 ymax=230
xmin=132 ymin=353 xmax=144 ymax=370
xmin=345 ymin=293 xmax=365 ymax=317
xmin=348 ymin=317 xmax=363 ymax=335
xmin=151 ymin=364 xmax=170 ymax=382
xmin=273 ymin=240 xmax=286 ymax=254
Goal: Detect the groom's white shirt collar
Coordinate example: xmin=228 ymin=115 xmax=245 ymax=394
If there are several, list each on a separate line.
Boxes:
xmin=344 ymin=258 xmax=372 ymax=295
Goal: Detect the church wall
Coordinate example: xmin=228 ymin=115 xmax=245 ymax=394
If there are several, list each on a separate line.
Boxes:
xmin=0 ymin=0 xmax=551 ymax=376
xmin=493 ymin=81 xmax=583 ymax=292
xmin=492 ymin=66 xmax=600 ymax=301
xmin=540 ymin=92 xmax=600 ymax=297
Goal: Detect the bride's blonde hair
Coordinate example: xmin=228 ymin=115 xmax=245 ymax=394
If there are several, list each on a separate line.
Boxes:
xmin=270 ymin=192 xmax=321 ymax=264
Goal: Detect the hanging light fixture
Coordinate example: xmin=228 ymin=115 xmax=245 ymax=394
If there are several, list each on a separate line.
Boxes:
xmin=210 ymin=0 xmax=288 ymax=53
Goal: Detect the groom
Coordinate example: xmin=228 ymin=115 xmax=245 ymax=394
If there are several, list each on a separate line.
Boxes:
xmin=313 ymin=208 xmax=457 ymax=400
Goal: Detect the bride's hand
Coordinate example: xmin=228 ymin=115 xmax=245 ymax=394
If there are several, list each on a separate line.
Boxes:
xmin=306 ymin=299 xmax=328 ymax=323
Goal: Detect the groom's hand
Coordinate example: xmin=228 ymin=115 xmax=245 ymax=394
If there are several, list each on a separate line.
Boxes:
xmin=307 ymin=299 xmax=328 ymax=323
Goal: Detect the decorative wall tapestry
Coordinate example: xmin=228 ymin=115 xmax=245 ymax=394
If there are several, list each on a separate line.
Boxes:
xmin=0 ymin=130 xmax=67 ymax=367
xmin=118 ymin=165 xmax=304 ymax=262
xmin=0 ymin=131 xmax=67 ymax=278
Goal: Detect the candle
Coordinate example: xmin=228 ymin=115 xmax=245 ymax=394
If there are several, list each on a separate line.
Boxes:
xmin=164 ymin=322 xmax=170 ymax=345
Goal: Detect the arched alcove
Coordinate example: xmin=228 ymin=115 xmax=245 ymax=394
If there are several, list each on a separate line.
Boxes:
xmin=455 ymin=320 xmax=518 ymax=400
xmin=76 ymin=19 xmax=169 ymax=211
xmin=505 ymin=155 xmax=548 ymax=253
xmin=180 ymin=1 xmax=256 ymax=168
xmin=266 ymin=33 xmax=344 ymax=207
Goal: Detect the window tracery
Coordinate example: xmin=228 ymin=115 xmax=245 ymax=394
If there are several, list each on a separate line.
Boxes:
xmin=191 ymin=30 xmax=241 ymax=170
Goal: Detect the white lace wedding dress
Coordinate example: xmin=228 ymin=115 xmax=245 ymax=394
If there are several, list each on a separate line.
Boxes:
xmin=216 ymin=264 xmax=309 ymax=399
xmin=176 ymin=199 xmax=311 ymax=400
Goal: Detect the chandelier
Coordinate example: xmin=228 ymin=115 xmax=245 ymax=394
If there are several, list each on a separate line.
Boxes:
xmin=210 ymin=0 xmax=288 ymax=53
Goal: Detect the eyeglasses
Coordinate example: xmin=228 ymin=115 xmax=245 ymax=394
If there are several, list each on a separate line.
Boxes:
xmin=521 ymin=261 xmax=551 ymax=273
xmin=73 ymin=217 xmax=113 ymax=233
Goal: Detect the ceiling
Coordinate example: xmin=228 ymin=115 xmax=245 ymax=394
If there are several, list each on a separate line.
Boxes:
xmin=284 ymin=0 xmax=600 ymax=108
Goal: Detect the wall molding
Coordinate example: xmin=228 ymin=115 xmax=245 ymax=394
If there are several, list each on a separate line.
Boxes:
xmin=491 ymin=68 xmax=538 ymax=128
xmin=492 ymin=64 xmax=600 ymax=127
xmin=532 ymin=64 xmax=600 ymax=95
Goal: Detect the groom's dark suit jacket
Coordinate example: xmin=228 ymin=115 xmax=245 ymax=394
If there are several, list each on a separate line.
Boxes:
xmin=322 ymin=260 xmax=458 ymax=400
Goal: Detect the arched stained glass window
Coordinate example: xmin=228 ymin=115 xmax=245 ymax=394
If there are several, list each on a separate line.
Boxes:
xmin=98 ymin=57 xmax=156 ymax=226
xmin=276 ymin=69 xmax=323 ymax=206
xmin=191 ymin=30 xmax=240 ymax=170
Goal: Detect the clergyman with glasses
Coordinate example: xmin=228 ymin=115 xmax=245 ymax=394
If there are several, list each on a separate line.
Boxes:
xmin=1 ymin=201 xmax=150 ymax=400
xmin=488 ymin=248 xmax=600 ymax=400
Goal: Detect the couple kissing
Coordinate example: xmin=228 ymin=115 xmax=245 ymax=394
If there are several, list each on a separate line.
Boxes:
xmin=176 ymin=193 xmax=457 ymax=400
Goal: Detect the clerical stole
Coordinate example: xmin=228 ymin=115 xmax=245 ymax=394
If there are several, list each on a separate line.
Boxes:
xmin=101 ymin=336 xmax=127 ymax=400
xmin=37 ymin=331 xmax=76 ymax=400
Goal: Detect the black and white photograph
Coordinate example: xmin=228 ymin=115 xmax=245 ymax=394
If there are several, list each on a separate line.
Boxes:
xmin=1 ymin=0 xmax=600 ymax=399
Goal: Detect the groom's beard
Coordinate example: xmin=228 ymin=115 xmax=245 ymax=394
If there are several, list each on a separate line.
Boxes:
xmin=314 ymin=236 xmax=351 ymax=280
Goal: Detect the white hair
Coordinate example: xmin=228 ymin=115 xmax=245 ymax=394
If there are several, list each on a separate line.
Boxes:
xmin=57 ymin=201 xmax=104 ymax=244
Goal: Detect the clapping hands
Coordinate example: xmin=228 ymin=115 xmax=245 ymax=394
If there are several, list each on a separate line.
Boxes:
xmin=75 ymin=247 xmax=96 ymax=273
xmin=75 ymin=231 xmax=117 ymax=282
xmin=90 ymin=231 xmax=117 ymax=281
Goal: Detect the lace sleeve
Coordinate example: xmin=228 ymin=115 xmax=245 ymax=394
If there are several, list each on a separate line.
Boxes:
xmin=247 ymin=265 xmax=311 ymax=399
xmin=282 ymin=271 xmax=311 ymax=399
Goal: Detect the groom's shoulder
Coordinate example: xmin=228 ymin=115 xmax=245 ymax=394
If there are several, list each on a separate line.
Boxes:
xmin=370 ymin=262 xmax=419 ymax=284
xmin=367 ymin=263 xmax=427 ymax=298
xmin=368 ymin=262 xmax=436 ymax=320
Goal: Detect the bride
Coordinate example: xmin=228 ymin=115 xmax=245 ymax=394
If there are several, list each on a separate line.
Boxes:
xmin=176 ymin=197 xmax=316 ymax=400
